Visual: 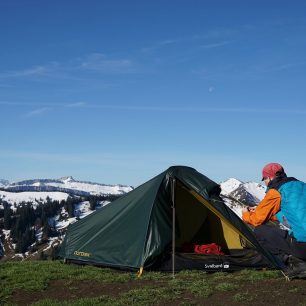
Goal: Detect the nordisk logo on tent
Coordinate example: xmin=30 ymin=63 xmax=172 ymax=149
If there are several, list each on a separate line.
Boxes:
xmin=74 ymin=251 xmax=91 ymax=257
xmin=204 ymin=263 xmax=230 ymax=269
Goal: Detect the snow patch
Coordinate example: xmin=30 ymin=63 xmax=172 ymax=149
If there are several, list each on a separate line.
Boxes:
xmin=243 ymin=182 xmax=266 ymax=201
xmin=3 ymin=176 xmax=133 ymax=196
xmin=0 ymin=191 xmax=69 ymax=208
xmin=220 ymin=178 xmax=266 ymax=218
xmin=220 ymin=178 xmax=242 ymax=195
xmin=0 ymin=179 xmax=10 ymax=187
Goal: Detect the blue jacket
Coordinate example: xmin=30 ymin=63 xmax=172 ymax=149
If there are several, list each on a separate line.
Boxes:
xmin=270 ymin=177 xmax=306 ymax=242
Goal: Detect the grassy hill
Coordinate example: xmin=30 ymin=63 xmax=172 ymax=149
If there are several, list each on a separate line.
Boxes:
xmin=1 ymin=261 xmax=305 ymax=306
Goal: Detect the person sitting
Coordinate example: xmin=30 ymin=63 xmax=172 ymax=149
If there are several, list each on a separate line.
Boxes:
xmin=242 ymin=162 xmax=306 ymax=279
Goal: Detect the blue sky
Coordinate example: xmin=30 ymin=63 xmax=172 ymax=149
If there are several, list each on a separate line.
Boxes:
xmin=1 ymin=0 xmax=306 ymax=186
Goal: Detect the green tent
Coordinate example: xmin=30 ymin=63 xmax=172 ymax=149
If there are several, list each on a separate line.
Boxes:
xmin=59 ymin=166 xmax=282 ymax=273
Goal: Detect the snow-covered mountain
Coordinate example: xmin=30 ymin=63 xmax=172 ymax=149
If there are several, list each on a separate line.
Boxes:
xmin=1 ymin=176 xmax=133 ymax=197
xmin=0 ymin=191 xmax=70 ymax=208
xmin=220 ymin=178 xmax=242 ymax=194
xmin=220 ymin=178 xmax=266 ymax=217
xmin=0 ymin=179 xmax=10 ymax=188
xmin=0 ymin=175 xmax=264 ymax=210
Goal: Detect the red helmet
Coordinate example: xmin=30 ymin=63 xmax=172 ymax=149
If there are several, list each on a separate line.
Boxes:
xmin=262 ymin=163 xmax=284 ymax=181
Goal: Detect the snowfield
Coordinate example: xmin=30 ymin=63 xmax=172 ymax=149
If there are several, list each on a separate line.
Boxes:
xmin=0 ymin=177 xmax=266 ymax=217
xmin=220 ymin=178 xmax=243 ymax=195
xmin=242 ymin=182 xmax=266 ymax=201
xmin=0 ymin=191 xmax=69 ymax=209
xmin=43 ymin=181 xmax=132 ymax=195
xmin=4 ymin=176 xmax=133 ymax=196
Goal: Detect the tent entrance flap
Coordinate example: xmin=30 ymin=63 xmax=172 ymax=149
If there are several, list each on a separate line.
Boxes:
xmin=174 ymin=181 xmax=244 ymax=251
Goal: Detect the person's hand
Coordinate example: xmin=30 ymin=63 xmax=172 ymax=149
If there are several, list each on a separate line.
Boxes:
xmin=242 ymin=207 xmax=248 ymax=213
xmin=242 ymin=207 xmax=256 ymax=213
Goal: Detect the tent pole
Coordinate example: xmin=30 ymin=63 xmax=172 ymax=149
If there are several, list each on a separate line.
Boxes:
xmin=171 ymin=177 xmax=176 ymax=279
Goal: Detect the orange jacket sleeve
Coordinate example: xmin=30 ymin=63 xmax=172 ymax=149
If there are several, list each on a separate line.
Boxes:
xmin=242 ymin=189 xmax=281 ymax=226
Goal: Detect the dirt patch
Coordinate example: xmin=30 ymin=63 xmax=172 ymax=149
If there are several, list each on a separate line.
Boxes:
xmin=10 ymin=278 xmax=306 ymax=306
xmin=10 ymin=279 xmax=161 ymax=305
xmin=165 ymin=278 xmax=306 ymax=306
xmin=203 ymin=278 xmax=306 ymax=306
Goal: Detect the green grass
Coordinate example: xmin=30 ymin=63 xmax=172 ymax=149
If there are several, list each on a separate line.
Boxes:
xmin=30 ymin=288 xmax=179 ymax=306
xmin=0 ymin=260 xmax=133 ymax=284
xmin=233 ymin=268 xmax=280 ymax=281
xmin=215 ymin=282 xmax=239 ymax=291
xmin=0 ymin=260 xmax=284 ymax=305
xmin=233 ymin=291 xmax=255 ymax=303
xmin=0 ymin=261 xmax=134 ymax=303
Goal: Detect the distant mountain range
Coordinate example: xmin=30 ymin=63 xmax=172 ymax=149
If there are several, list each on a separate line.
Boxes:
xmin=0 ymin=176 xmax=133 ymax=197
xmin=0 ymin=176 xmax=264 ymax=213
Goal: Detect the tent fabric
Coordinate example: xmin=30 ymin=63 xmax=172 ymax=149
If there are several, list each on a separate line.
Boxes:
xmin=59 ymin=166 xmax=282 ymax=271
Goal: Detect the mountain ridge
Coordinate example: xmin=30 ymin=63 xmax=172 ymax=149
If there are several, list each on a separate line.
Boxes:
xmin=220 ymin=178 xmax=265 ymax=217
xmin=0 ymin=176 xmax=133 ymax=197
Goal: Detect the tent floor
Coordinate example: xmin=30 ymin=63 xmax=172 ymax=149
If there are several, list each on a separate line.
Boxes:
xmin=152 ymin=249 xmax=273 ymax=272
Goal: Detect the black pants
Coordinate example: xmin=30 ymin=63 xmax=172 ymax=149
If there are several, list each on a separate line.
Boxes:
xmin=254 ymin=224 xmax=306 ymax=263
